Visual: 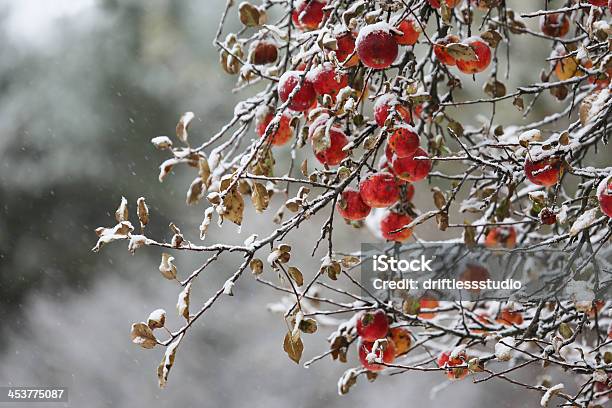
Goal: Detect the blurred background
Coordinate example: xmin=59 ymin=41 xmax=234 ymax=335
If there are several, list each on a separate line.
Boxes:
xmin=0 ymin=1 xmax=605 ymax=407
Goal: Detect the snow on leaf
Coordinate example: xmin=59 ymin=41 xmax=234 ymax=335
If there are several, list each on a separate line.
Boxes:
xmin=186 ymin=177 xmax=204 ymax=205
xmin=199 ymin=207 xmax=215 ymax=240
xmin=115 ymin=196 xmax=128 ymax=223
xmin=157 ymin=333 xmax=184 ymax=388
xmin=127 ymin=234 xmax=147 ymax=254
xmin=175 ymin=112 xmax=194 ymax=144
xmin=569 ymin=208 xmax=598 ymax=237
xmin=91 ymin=221 xmax=134 ymax=252
xmin=147 ymin=309 xmax=166 ymax=330
xmin=338 ymin=368 xmax=360 ymax=395
xmin=158 ymin=158 xmax=181 ymax=183
xmin=159 ymin=253 xmax=178 ymax=280
xmin=136 ymin=197 xmax=149 ymax=228
xmin=177 ymin=283 xmax=191 ymax=321
xmin=222 ymin=280 xmax=234 ymax=296
xmin=151 ymin=136 xmax=173 ymax=150
xmin=540 ymin=383 xmax=564 ymax=407
xmin=130 ymin=322 xmax=157 ymax=349
xmin=495 ymin=337 xmax=515 ymax=362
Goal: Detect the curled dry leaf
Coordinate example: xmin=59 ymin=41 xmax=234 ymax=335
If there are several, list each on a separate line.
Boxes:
xmin=177 ymin=283 xmax=191 ymax=321
xmin=186 ymin=177 xmax=204 ymax=205
xmin=340 ymin=255 xmax=360 ymax=269
xmin=298 ymin=318 xmax=317 ymax=334
xmin=151 ymin=136 xmax=173 ymax=150
xmin=128 ymin=234 xmax=147 ymax=254
xmin=432 ymin=187 xmax=446 ymax=210
xmin=251 ymin=182 xmax=270 ymax=212
xmin=199 ymin=207 xmax=215 ymax=240
xmin=311 ymin=126 xmax=332 ymax=154
xmin=222 ymin=186 xmax=245 ymax=225
xmin=480 ymin=30 xmax=503 ymax=48
xmin=287 ymin=266 xmax=304 ymax=286
xmin=115 ymin=196 xmax=128 ymax=223
xmin=239 ymin=2 xmax=266 ymax=27
xmin=338 ymin=368 xmax=359 ymax=395
xmin=463 ymin=223 xmax=476 ymax=248
xmin=198 ymin=158 xmax=211 ymax=185
xmin=176 ymin=112 xmax=195 ymax=145
xmin=283 ymin=330 xmax=304 ymax=364
xmin=158 ymin=333 xmax=184 ymax=388
xmin=249 ymin=258 xmax=264 ymax=275
xmin=159 ymin=253 xmax=178 ymax=280
xmin=147 ymin=309 xmax=167 ymax=330
xmin=137 ymin=197 xmax=149 ymax=228
xmin=92 ymin=221 xmax=134 ymax=252
xmin=131 ymin=322 xmax=157 ymax=349
xmin=159 ymin=158 xmax=181 ymax=183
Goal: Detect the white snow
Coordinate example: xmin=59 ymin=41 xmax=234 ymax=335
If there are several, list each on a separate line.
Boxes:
xmin=356 ymin=22 xmax=395 ymax=47
xmin=495 ymin=337 xmax=515 ymax=361
xmin=540 ymin=383 xmax=564 ymax=407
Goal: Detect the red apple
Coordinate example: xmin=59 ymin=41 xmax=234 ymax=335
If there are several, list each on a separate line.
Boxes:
xmin=278 ymin=70 xmax=317 ymax=112
xmin=358 ymin=339 xmax=396 ymax=371
xmin=381 ymin=212 xmax=413 ymax=242
xmin=256 ymin=110 xmax=293 ymax=146
xmin=456 ymin=37 xmax=492 ymax=74
xmin=356 ymin=23 xmax=399 ymax=69
xmin=292 ymin=0 xmax=327 ymax=30
xmin=374 ymin=93 xmax=412 ymax=127
xmin=524 ymin=156 xmax=563 ymax=187
xmin=359 ymin=172 xmax=400 ymax=208
xmin=336 ymin=188 xmax=371 ymax=220
xmin=356 ymin=309 xmax=389 ymax=341
xmin=597 ymin=176 xmax=612 ymax=217
xmin=388 ymin=124 xmax=420 ymax=158
xmin=391 ymin=147 xmax=432 ymax=182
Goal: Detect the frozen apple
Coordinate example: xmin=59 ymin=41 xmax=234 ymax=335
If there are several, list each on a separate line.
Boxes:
xmin=256 ymin=110 xmax=293 ymax=146
xmin=278 ymin=70 xmax=317 ymax=111
xmin=292 ymin=0 xmax=327 ymax=30
xmin=388 ymin=124 xmax=420 ymax=158
xmin=540 ymin=13 xmax=570 ymax=38
xmin=336 ymin=188 xmax=371 ymax=220
xmin=456 ymin=37 xmax=492 ymax=74
xmin=356 ymin=23 xmax=399 ymax=69
xmin=359 ymin=172 xmax=400 ymax=208
xmin=380 ymin=212 xmax=413 ymax=242
xmin=392 ymin=148 xmax=432 ymax=182
xmin=524 ymin=156 xmax=563 ymax=187
xmin=358 ymin=338 xmax=396 ymax=371
xmin=437 ymin=349 xmax=469 ymax=380
xmin=334 ymin=30 xmax=360 ymax=67
xmin=356 ymin=309 xmax=389 ymax=341
xmin=394 ymin=19 xmax=420 ymax=46
xmin=597 ymin=176 xmax=612 ymax=217
xmin=307 ymin=62 xmax=348 ymax=100
xmin=434 ymin=34 xmax=461 ymax=66
xmin=485 ymin=226 xmax=517 ymax=249
xmin=374 ymin=93 xmax=412 ymax=127
xmin=312 ymin=127 xmax=348 ymax=166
